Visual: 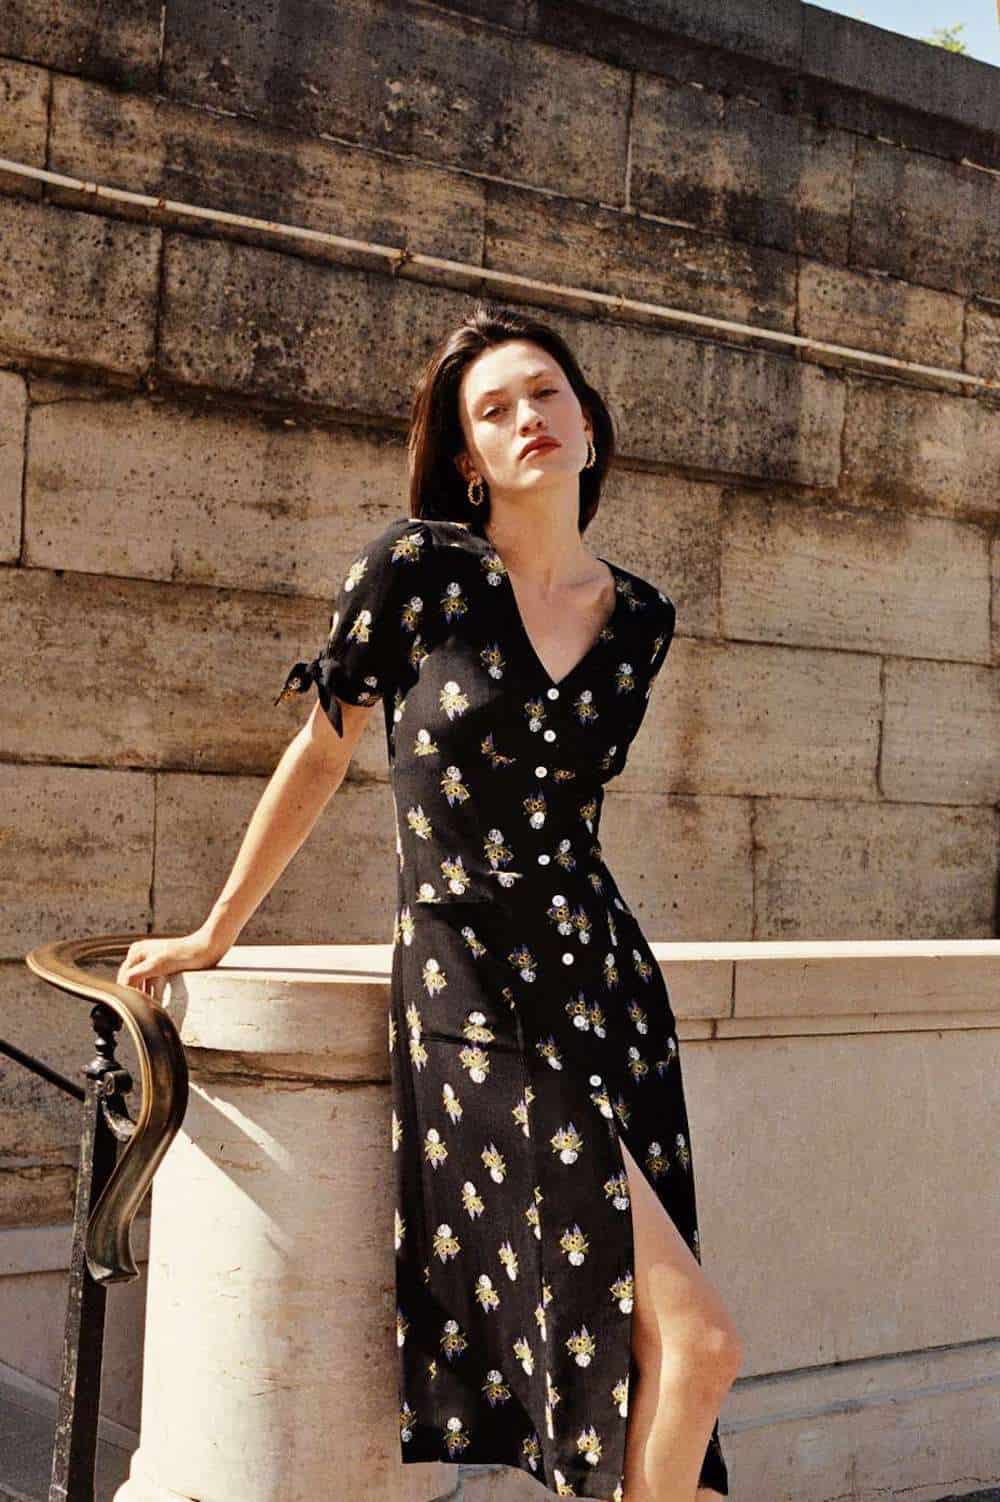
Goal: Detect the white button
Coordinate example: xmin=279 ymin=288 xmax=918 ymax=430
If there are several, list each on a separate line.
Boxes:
xmin=561 ymin=952 xmax=574 ymax=965
xmin=537 ymin=853 xmax=551 ymax=865
xmin=535 ymin=765 xmax=548 ymax=777
xmin=543 ymin=729 xmax=556 ymax=741
xmin=546 ymin=687 xmax=560 ymax=699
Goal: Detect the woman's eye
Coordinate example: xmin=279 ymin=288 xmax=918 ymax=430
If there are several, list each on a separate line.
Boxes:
xmin=482 ymin=388 xmax=557 ymax=419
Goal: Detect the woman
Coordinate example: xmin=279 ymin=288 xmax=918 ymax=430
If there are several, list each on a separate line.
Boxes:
xmin=118 ymin=301 xmax=742 ymax=1502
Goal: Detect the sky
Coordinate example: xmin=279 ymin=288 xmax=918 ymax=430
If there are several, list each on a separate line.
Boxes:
xmin=809 ymin=0 xmax=1000 ymax=65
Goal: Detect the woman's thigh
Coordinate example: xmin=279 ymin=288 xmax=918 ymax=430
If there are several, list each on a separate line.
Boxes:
xmin=618 ymin=1131 xmax=739 ymax=1367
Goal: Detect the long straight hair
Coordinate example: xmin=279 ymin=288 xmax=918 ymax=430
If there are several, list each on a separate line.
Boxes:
xmin=406 ymin=300 xmax=616 ymax=536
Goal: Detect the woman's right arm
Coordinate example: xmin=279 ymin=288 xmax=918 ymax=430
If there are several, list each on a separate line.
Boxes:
xmin=115 ymin=697 xmax=375 ymax=992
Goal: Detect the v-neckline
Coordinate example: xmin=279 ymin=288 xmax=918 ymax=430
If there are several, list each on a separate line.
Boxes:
xmin=499 ymin=554 xmax=622 ymax=691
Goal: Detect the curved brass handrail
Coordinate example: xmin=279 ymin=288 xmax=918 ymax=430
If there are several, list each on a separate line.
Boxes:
xmin=24 ymin=935 xmax=190 ymax=1286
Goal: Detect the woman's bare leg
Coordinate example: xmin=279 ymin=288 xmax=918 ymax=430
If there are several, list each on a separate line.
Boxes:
xmin=618 ymin=1133 xmax=741 ymax=1502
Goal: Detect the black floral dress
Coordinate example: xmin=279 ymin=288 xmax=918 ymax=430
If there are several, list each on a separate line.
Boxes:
xmin=276 ymin=513 xmax=728 ymax=1500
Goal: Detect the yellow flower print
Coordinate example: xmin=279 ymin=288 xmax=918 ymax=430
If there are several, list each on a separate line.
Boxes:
xmin=483 ymin=1368 xmax=512 ymax=1406
xmin=525 ymin=1199 xmax=541 ymax=1240
xmin=481 ymin=644 xmax=507 ymax=681
xmin=441 ymin=764 xmax=471 ymax=805
xmin=552 ymin=1122 xmax=584 ymax=1164
xmin=388 ymin=1009 xmax=396 ymax=1052
xmin=390 ymin=528 xmax=428 ymax=565
xmin=459 ymin=1042 xmax=490 ymax=1084
xmin=614 ymin=660 xmax=637 ymax=694
xmin=443 ymin=1415 xmax=471 ymax=1457
xmin=400 ymin=1400 xmax=416 ymax=1443
xmin=512 ymin=1088 xmax=532 ymax=1137
xmin=441 ymin=579 xmax=468 ymax=621
xmin=525 ymin=697 xmax=547 ymax=732
xmin=572 ymin=906 xmax=592 ymax=944
xmin=514 ymin=1337 xmax=535 ymax=1375
xmin=627 ymin=1000 xmax=649 ymax=1033
xmin=391 ymin=1108 xmax=403 ymax=1151
xmin=498 ymin=1240 xmax=519 ymax=1280
xmin=459 ymin=923 xmax=488 ymax=958
xmin=427 ymin=1357 xmax=436 ymax=1376
xmin=437 ymin=853 xmax=476 ymax=896
xmin=545 ymin=1368 xmax=561 ymax=1438
xmin=536 ymin=1035 xmax=564 ymax=1069
xmin=603 ymin=950 xmax=620 ymax=988
xmin=508 ymin=945 xmax=538 ymax=982
xmin=424 ymin=1128 xmax=448 ymax=1169
xmin=421 ymin=956 xmax=447 ymax=995
xmin=461 ymin=1180 xmax=485 ymax=1217
xmin=588 ymin=1001 xmax=608 ymax=1038
xmin=612 ymin=1371 xmax=631 ymax=1416
xmin=396 ymin=1307 xmax=409 ymax=1347
xmin=611 ymin=1271 xmax=634 ymax=1313
xmin=535 ymin=1300 xmax=547 ymax=1343
xmin=524 ymin=791 xmax=547 ymax=829
xmin=484 ymin=825 xmax=515 ymax=869
xmin=398 ymin=906 xmax=415 ymax=945
xmin=400 ymin=595 xmax=424 ymax=633
xmin=440 ymin=678 xmax=470 ymax=718
xmin=559 ymin=1223 xmax=589 ymax=1266
xmin=408 ymin=635 xmax=430 ymax=675
xmin=406 ymin=803 xmax=433 ymax=840
xmin=604 ymin=1170 xmax=630 ymax=1212
xmin=577 ymin=1425 xmax=603 ymax=1467
xmin=565 ymin=990 xmax=590 ymax=1030
xmin=632 ymin=945 xmax=654 ymax=981
xmin=573 ymin=687 xmax=598 ymax=724
xmin=463 ymin=1010 xmax=496 ymax=1044
xmin=552 ymin=766 xmax=576 ymax=782
xmin=675 ymin=1131 xmax=691 ymax=1171
xmin=432 ymin=1222 xmax=461 ymax=1261
xmin=522 ymin=1431 xmax=542 ymax=1471
xmin=483 ymin=549 xmax=508 ymax=586
xmin=587 ymin=1073 xmax=613 ymax=1119
xmin=441 ymin=1318 xmax=469 ymax=1361
xmin=413 ymin=727 xmax=438 ymax=756
xmin=394 ymin=1207 xmax=405 ymax=1250
xmin=552 ymin=1468 xmax=578 ymax=1495
xmin=692 ymin=1227 xmax=702 ymax=1263
xmin=553 ymin=837 xmax=576 ymax=870
xmin=645 ymin=1140 xmax=671 ymax=1179
xmin=627 ymin=1045 xmax=649 ymax=1083
xmin=481 ymin=729 xmax=516 ymax=765
xmin=442 ymin=1081 xmax=463 ymax=1123
xmin=580 ymin=795 xmax=599 ymax=825
xmin=345 ymin=606 xmax=373 ymax=647
xmin=548 ymin=894 xmax=574 ymax=933
xmin=475 ymin=1274 xmax=501 ymax=1312
xmin=566 ymin=1324 xmax=597 ymax=1366
xmin=482 ymin=1141 xmax=507 ymax=1183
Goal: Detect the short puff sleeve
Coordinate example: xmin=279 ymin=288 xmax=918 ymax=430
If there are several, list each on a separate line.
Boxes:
xmin=274 ymin=514 xmax=427 ymax=736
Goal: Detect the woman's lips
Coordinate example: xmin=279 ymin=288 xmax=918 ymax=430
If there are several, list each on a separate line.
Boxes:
xmin=521 ymin=440 xmax=560 ymax=459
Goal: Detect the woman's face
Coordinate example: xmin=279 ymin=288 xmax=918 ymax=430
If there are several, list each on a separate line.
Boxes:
xmin=456 ymin=339 xmax=591 ymax=500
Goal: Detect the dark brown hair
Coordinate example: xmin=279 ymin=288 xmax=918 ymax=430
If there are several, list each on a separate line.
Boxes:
xmin=407 ymin=300 xmax=615 ymax=535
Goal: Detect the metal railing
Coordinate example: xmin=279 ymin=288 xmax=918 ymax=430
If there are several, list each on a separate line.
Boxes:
xmin=2 ymin=935 xmax=190 ymax=1502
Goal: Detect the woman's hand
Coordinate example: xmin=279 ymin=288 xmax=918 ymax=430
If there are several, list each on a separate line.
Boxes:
xmin=116 ymin=927 xmax=232 ymax=1000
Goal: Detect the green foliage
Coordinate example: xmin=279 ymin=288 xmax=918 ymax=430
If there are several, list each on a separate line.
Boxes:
xmin=921 ymin=22 xmax=969 ymax=52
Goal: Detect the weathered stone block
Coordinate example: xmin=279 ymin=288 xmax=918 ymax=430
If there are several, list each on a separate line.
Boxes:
xmin=851 ymin=137 xmax=1000 ymax=301
xmin=720 ymin=492 xmax=992 ymax=663
xmin=0 ymin=58 xmax=49 ymax=198
xmin=755 ymin=797 xmax=997 ymax=938
xmin=841 ymin=379 xmax=1000 ymax=525
xmin=882 ymin=659 xmax=1000 ymax=806
xmin=0 ymin=0 xmax=161 ymax=89
xmin=0 ymin=196 xmax=159 ymax=377
xmin=799 ymin=260 xmax=964 ymax=369
xmin=49 ymin=73 xmax=486 ymax=264
xmin=965 ymin=297 xmax=1000 ymax=383
xmin=161 ymin=0 xmax=630 ymax=202
xmin=0 ymin=764 xmax=153 ymax=956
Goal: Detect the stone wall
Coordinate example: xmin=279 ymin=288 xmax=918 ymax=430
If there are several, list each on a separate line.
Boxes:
xmin=0 ymin=1 xmax=997 ymax=1232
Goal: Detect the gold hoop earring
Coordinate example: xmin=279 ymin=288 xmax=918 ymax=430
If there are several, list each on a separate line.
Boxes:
xmin=584 ymin=437 xmax=597 ymax=470
xmin=467 ymin=473 xmax=486 ymax=507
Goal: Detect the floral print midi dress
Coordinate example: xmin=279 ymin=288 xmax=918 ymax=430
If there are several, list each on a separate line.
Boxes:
xmin=276 ymin=512 xmax=728 ymax=1500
